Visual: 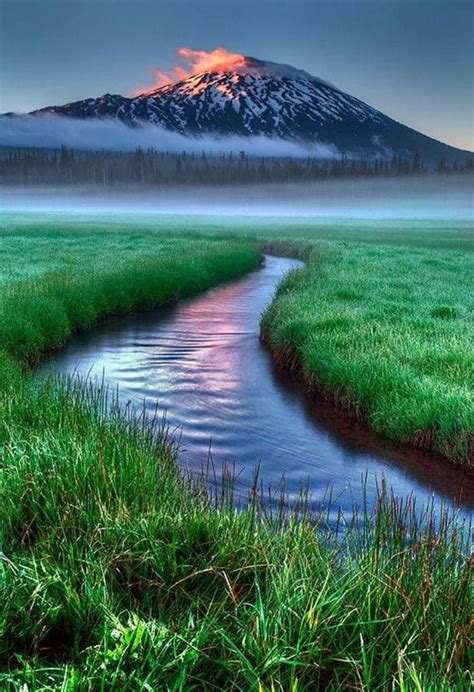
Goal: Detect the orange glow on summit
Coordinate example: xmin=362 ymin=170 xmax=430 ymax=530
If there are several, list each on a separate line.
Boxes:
xmin=131 ymin=47 xmax=246 ymax=96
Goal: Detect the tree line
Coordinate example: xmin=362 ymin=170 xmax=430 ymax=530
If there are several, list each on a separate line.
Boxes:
xmin=0 ymin=146 xmax=472 ymax=186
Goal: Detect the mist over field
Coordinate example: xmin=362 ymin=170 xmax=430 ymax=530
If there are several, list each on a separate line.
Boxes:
xmin=1 ymin=174 xmax=472 ymax=220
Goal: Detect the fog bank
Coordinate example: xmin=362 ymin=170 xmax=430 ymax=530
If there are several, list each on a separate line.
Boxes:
xmin=1 ymin=175 xmax=472 ymax=221
xmin=0 ymin=114 xmax=336 ymax=158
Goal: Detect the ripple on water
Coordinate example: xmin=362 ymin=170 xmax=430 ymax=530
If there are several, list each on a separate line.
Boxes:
xmin=41 ymin=256 xmax=474 ymax=520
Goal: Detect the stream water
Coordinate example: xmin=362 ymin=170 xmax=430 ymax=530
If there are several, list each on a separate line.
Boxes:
xmin=42 ymin=255 xmax=473 ymax=522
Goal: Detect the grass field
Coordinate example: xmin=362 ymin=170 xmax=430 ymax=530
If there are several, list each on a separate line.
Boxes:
xmin=0 ymin=228 xmax=259 ymax=364
xmin=0 ymin=215 xmax=472 ymax=688
xmin=262 ymin=241 xmax=473 ymax=464
xmin=0 ymin=371 xmax=470 ymax=689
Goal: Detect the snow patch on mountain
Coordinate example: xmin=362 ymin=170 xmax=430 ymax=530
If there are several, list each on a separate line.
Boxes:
xmin=226 ymin=56 xmax=335 ymax=87
xmin=3 ymin=55 xmax=471 ymax=164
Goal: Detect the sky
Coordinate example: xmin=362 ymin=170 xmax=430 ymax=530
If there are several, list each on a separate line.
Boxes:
xmin=1 ymin=0 xmax=473 ymax=151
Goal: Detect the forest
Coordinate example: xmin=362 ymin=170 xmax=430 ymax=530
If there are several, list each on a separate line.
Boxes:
xmin=1 ymin=145 xmax=473 ymax=187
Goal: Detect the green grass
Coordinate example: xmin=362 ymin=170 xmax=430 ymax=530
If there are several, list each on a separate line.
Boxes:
xmin=0 ymin=231 xmax=259 ymax=365
xmin=262 ymin=241 xmax=473 ymax=464
xmin=0 ymin=364 xmax=471 ymax=689
xmin=2 ymin=211 xmax=473 ymax=253
xmin=0 ymin=217 xmax=472 ymax=688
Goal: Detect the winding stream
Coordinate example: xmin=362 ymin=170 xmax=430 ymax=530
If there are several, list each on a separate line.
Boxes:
xmin=42 ymin=256 xmax=473 ymax=521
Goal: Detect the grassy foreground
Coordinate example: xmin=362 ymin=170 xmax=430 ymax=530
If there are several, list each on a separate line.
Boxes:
xmin=262 ymin=241 xmax=473 ymax=465
xmin=0 ymin=369 xmax=471 ymax=689
xmin=0 ymin=222 xmax=472 ymax=688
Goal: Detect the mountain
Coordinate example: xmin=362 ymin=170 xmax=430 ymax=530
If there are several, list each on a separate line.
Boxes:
xmin=25 ymin=57 xmax=474 ymax=164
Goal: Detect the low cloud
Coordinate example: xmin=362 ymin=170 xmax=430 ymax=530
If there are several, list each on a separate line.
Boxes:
xmin=0 ymin=114 xmax=339 ymax=158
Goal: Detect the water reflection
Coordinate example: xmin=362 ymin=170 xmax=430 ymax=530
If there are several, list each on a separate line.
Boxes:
xmin=42 ymin=256 xmax=473 ymax=520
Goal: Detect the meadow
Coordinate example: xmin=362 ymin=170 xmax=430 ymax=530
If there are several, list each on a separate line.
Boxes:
xmin=0 ymin=229 xmax=259 ymax=365
xmin=0 ymin=215 xmax=472 ymax=688
xmin=262 ymin=241 xmax=473 ymax=464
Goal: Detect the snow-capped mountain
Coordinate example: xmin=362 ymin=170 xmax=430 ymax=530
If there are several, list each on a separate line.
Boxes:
xmin=26 ymin=57 xmax=472 ymax=163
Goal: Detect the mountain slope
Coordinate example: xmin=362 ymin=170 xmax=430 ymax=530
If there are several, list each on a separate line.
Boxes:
xmin=29 ymin=57 xmax=473 ymax=164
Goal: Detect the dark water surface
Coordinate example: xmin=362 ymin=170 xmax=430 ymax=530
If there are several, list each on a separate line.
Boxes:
xmin=42 ymin=256 xmax=473 ymax=520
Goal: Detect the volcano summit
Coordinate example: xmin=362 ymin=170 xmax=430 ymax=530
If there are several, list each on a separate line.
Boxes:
xmin=25 ymin=55 xmax=473 ymax=164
